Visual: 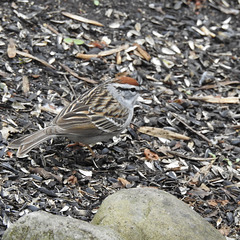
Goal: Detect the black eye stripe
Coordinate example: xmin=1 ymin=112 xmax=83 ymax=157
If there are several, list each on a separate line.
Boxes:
xmin=117 ymin=87 xmax=136 ymax=91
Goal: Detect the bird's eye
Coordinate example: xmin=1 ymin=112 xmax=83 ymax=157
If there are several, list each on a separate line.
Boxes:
xmin=130 ymin=88 xmax=136 ymax=92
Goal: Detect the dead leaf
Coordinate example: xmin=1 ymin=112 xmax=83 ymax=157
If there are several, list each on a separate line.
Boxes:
xmin=208 ymin=199 xmax=218 ymax=207
xmin=188 ymin=95 xmax=239 ymax=104
xmin=189 ymin=188 xmax=212 ymax=198
xmin=62 ymin=12 xmax=103 ymax=27
xmin=118 ymin=177 xmax=131 ymax=187
xmin=6 ymin=151 xmax=13 ymax=158
xmin=138 ymin=126 xmax=190 ymax=140
xmin=189 ymin=159 xmax=215 ymax=184
xmin=29 ymin=167 xmax=62 ymax=182
xmin=67 ymin=175 xmax=78 ymax=185
xmin=88 ymin=40 xmax=107 ymax=49
xmin=219 ymin=199 xmax=229 ymax=206
xmin=219 ymin=225 xmax=231 ymax=236
xmin=133 ymin=43 xmax=151 ymax=61
xmin=115 ymin=76 xmax=138 ymax=85
xmin=144 ymin=148 xmax=159 ymax=161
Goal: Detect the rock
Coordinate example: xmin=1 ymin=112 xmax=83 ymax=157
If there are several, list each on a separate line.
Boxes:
xmin=92 ymin=188 xmax=226 ymax=240
xmin=2 ymin=211 xmax=121 ymax=240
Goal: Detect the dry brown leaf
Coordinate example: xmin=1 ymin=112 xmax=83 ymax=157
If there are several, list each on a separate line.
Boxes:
xmin=219 ymin=199 xmax=229 ymax=206
xmin=7 ymin=38 xmax=16 ymax=58
xmin=6 ymin=151 xmax=13 ymax=158
xmin=189 ymin=95 xmax=239 ymax=104
xmin=219 ymin=225 xmax=231 ymax=236
xmin=208 ymin=199 xmax=218 ymax=207
xmin=189 ymin=188 xmax=211 ymax=198
xmin=189 ymin=159 xmax=215 ymax=184
xmin=115 ymin=76 xmax=138 ymax=85
xmin=29 ymin=167 xmax=62 ymax=182
xmin=67 ymin=175 xmax=78 ymax=185
xmin=138 ymin=126 xmax=190 ymax=140
xmin=62 ymin=12 xmax=103 ymax=27
xmin=88 ymin=41 xmax=107 ymax=49
xmin=144 ymin=148 xmax=159 ymax=161
xmin=133 ymin=49 xmax=144 ymax=59
xmin=133 ymin=43 xmax=151 ymax=61
xmin=118 ymin=177 xmax=131 ymax=187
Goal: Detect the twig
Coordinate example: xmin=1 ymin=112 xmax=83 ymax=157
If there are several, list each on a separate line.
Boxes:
xmin=16 ymin=50 xmax=56 ymax=70
xmin=197 ymin=80 xmax=239 ymax=90
xmin=138 ymin=126 xmax=190 ymax=140
xmin=43 ymin=23 xmax=60 ymax=35
xmin=59 ymin=62 xmax=97 ymax=84
xmin=230 ymin=125 xmax=240 ymax=129
xmin=98 ymin=44 xmax=129 ymax=56
xmin=167 ymin=150 xmax=215 ymax=161
xmin=75 ymin=44 xmax=129 ymax=59
xmin=172 ymin=113 xmax=212 ymax=145
xmin=63 ymin=75 xmax=76 ymax=99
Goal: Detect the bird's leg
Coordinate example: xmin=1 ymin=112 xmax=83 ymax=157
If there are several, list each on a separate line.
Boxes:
xmin=67 ymin=142 xmax=95 ymax=157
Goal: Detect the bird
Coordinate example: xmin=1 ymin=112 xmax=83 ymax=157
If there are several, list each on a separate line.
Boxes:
xmin=9 ymin=76 xmax=142 ymax=158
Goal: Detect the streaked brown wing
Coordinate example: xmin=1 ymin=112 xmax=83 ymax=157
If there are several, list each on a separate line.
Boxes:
xmin=52 ymin=91 xmax=129 ymax=134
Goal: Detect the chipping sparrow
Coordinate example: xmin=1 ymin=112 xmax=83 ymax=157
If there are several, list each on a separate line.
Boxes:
xmin=9 ymin=77 xmax=141 ymax=158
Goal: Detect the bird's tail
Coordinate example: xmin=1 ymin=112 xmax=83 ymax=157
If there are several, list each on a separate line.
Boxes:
xmin=9 ymin=128 xmax=55 ymax=158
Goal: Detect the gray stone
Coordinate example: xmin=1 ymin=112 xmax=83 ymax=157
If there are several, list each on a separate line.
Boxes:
xmin=3 ymin=211 xmax=122 ymax=240
xmin=92 ymin=188 xmax=226 ymax=240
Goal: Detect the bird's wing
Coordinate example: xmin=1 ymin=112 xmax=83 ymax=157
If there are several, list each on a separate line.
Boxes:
xmin=53 ymin=95 xmax=129 ymax=134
